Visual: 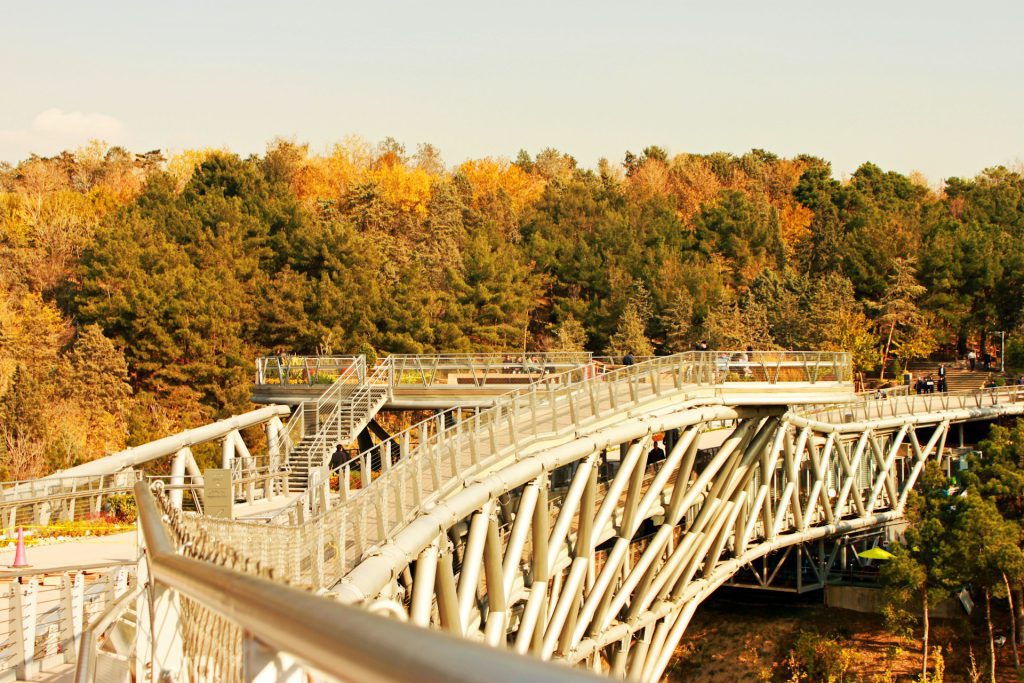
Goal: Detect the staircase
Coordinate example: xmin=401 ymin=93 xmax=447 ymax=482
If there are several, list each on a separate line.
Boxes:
xmin=906 ymin=361 xmax=991 ymax=392
xmin=285 ymin=359 xmax=392 ymax=491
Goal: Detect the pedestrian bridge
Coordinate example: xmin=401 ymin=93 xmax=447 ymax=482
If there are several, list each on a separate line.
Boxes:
xmin=5 ymin=351 xmax=1024 ymax=683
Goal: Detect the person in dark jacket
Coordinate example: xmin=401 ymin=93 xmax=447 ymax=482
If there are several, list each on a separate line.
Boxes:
xmin=623 ymin=351 xmax=636 ymax=366
xmin=329 ymin=444 xmax=347 ymax=469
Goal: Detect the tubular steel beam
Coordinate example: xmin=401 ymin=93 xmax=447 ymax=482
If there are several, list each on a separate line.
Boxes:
xmin=47 ymin=406 xmax=291 ymax=479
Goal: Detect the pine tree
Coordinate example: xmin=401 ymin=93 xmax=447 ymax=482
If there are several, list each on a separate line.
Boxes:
xmin=876 ymin=257 xmax=933 ymax=379
xmin=881 ymin=462 xmax=958 ymax=679
xmin=68 ymin=324 xmax=132 ymax=414
xmin=608 ymin=300 xmax=654 ymax=357
xmin=446 ymin=226 xmax=539 ymax=350
xmin=553 ymin=314 xmax=587 ymax=352
xmin=660 ymin=294 xmax=693 ymax=353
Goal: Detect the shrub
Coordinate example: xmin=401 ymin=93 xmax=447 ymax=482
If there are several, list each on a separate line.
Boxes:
xmin=104 ymin=494 xmax=137 ymax=523
xmin=782 ymin=630 xmax=855 ymax=683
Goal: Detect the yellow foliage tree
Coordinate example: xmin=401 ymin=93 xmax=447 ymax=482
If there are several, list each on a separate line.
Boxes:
xmin=166 ymin=147 xmax=231 ymax=192
xmin=368 ymin=163 xmax=434 ymax=217
xmin=668 ymin=154 xmax=722 ymax=225
xmin=291 ymin=136 xmax=377 ymax=203
xmin=0 ymin=289 xmax=69 ymax=394
xmin=778 ymin=201 xmax=814 ymax=256
xmin=458 ymin=158 xmax=545 ymax=217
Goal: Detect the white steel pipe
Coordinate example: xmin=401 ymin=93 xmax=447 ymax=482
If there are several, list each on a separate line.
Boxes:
xmin=46 ymin=405 xmax=290 ymax=479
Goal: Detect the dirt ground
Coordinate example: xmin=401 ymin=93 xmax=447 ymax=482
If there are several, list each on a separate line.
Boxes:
xmin=666 ymin=590 xmax=1023 ymax=682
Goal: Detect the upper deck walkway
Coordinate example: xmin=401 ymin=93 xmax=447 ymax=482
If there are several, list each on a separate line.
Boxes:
xmin=251 ymin=351 xmax=853 ymax=409
xmin=252 ymin=352 xmax=594 ymax=408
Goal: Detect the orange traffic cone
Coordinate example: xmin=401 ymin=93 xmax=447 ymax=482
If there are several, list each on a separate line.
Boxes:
xmin=11 ymin=526 xmax=29 ymax=568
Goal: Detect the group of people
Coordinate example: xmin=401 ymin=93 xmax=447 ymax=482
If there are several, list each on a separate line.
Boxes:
xmin=914 ymin=375 xmax=945 ymax=394
xmin=966 ymin=348 xmax=1002 ymax=371
xmin=500 ymin=355 xmax=549 ymax=373
xmin=911 ymin=363 xmax=948 ymax=394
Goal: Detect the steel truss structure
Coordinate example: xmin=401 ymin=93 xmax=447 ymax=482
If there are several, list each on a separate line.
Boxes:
xmin=332 ymin=387 xmax=1023 ymax=682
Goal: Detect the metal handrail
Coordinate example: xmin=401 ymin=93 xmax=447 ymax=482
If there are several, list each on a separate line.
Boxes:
xmin=130 ymin=482 xmax=599 ymax=683
xmin=0 ymin=559 xmax=136 ymax=579
xmin=327 ymin=360 xmax=596 ymax=491
xmin=798 ymin=384 xmax=1024 ymax=424
xmin=277 ymin=358 xmax=366 ymax=463
xmin=257 ymin=352 xmax=595 ymax=388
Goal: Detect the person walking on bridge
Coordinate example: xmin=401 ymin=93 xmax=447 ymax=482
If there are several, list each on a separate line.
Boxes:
xmin=938 ymin=364 xmax=947 ymax=393
xmin=968 ymin=349 xmax=977 ymax=371
xmin=330 ymin=444 xmax=347 ymax=469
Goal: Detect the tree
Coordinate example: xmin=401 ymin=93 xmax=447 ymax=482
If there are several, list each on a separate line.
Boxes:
xmin=947 ymin=493 xmax=1024 ymax=682
xmin=808 ymin=273 xmax=880 ymax=373
xmin=881 ymin=462 xmax=958 ymax=679
xmin=694 ymin=190 xmax=782 ymax=290
xmin=967 ymin=420 xmax=1024 ymax=650
xmin=660 ymin=294 xmax=693 ymax=353
xmin=876 ymin=257 xmax=934 ymax=379
xmin=67 ymin=324 xmax=132 ymax=457
xmin=608 ymin=288 xmax=654 ymax=357
xmin=445 ymin=226 xmax=539 ymax=350
xmin=553 ymin=314 xmax=587 ymax=352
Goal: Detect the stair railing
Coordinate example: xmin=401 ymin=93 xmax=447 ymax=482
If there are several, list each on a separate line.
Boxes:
xmin=281 ymin=357 xmax=366 ymax=467
xmin=300 ymin=358 xmax=395 ymax=485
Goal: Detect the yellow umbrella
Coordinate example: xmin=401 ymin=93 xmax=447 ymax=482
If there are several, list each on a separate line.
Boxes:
xmin=857 ymin=547 xmax=896 ymax=561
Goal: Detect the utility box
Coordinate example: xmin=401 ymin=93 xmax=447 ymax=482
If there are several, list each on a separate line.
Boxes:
xmin=204 ymin=468 xmax=234 ymax=519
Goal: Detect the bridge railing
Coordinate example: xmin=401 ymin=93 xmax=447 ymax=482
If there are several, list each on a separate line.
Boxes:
xmin=0 ymin=472 xmax=141 ymax=530
xmin=296 ymin=358 xmax=395 ymax=482
xmin=271 ymin=356 xmax=366 ymax=466
xmin=387 ymin=352 xmax=593 ymax=387
xmin=0 ymin=562 xmax=135 ymax=681
xmin=255 ymin=355 xmax=363 ymax=386
xmin=186 ymin=351 xmax=849 ymax=590
xmin=91 ymin=482 xmax=599 ymax=683
xmin=799 ymin=385 xmax=1024 ymax=426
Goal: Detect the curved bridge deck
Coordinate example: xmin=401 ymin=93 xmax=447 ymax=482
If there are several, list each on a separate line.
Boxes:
xmin=192 ymin=356 xmax=1024 ymax=681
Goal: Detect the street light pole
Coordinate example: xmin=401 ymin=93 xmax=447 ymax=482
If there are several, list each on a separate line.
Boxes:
xmin=992 ymin=330 xmax=1006 ymax=374
xmin=1001 ymin=331 xmax=1006 ymax=374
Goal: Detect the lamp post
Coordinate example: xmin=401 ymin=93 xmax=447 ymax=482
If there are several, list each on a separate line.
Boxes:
xmin=991 ymin=330 xmax=1006 ymax=374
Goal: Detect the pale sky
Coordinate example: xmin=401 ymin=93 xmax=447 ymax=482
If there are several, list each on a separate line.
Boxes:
xmin=2 ymin=0 xmax=1022 ymax=181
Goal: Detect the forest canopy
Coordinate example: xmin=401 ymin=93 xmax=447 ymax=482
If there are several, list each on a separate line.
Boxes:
xmin=2 ymin=138 xmax=1023 ymax=478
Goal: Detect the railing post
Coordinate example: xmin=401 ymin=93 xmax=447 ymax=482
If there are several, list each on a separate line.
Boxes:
xmin=12 ymin=576 xmax=38 ymax=679
xmin=60 ymin=571 xmax=85 ymax=664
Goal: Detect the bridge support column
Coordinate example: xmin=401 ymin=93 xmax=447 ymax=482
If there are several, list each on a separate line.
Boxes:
xmin=169 ymin=448 xmax=187 ymax=510
xmin=646 ymin=599 xmax=699 ymax=683
xmin=221 ymin=432 xmax=235 ymax=470
xmin=435 ymin=543 xmax=462 ymax=635
xmin=483 ymin=516 xmax=508 ymax=646
xmin=266 ymin=417 xmax=281 ymax=463
xmin=457 ymin=502 xmax=494 ymax=633
xmin=184 ymin=450 xmax=205 ymax=505
xmin=411 ymin=540 xmax=440 ymax=627
xmin=502 ymin=480 xmax=539 ymax=599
